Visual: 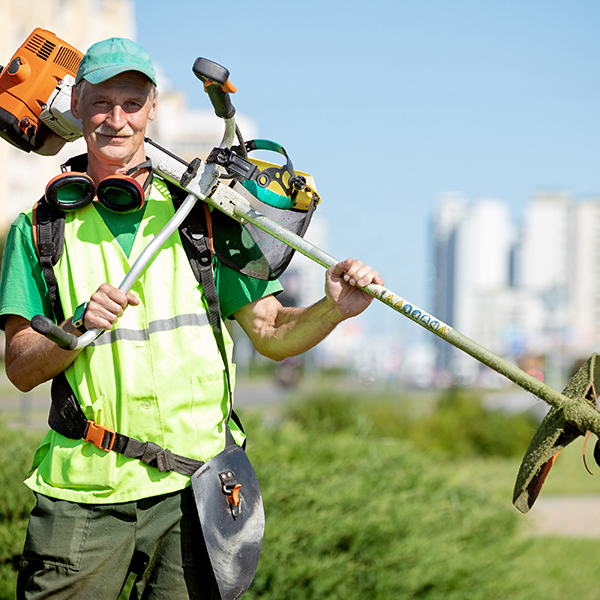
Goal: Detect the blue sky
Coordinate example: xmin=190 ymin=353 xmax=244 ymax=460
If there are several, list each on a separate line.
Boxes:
xmin=137 ymin=0 xmax=600 ymax=341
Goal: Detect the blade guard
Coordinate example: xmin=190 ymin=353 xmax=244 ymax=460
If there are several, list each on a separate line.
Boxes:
xmin=191 ymin=444 xmax=264 ymax=600
xmin=513 ymin=353 xmax=600 ymax=513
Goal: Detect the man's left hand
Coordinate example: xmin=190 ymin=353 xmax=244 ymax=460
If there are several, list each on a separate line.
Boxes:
xmin=326 ymin=258 xmax=383 ymax=320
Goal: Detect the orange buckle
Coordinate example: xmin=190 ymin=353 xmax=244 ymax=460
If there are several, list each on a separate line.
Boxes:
xmin=84 ymin=421 xmax=116 ymax=452
xmin=228 ymin=483 xmax=242 ymax=518
xmin=228 ymin=483 xmax=242 ymax=508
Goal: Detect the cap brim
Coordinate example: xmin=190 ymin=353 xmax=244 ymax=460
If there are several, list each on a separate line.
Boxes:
xmin=82 ymin=65 xmax=157 ymax=86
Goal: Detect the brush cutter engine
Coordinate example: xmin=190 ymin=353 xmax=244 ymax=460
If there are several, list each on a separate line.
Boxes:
xmin=0 ymin=28 xmax=83 ymax=155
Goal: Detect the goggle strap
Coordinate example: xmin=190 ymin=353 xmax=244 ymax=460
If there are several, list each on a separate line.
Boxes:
xmin=125 ymin=157 xmax=153 ymax=193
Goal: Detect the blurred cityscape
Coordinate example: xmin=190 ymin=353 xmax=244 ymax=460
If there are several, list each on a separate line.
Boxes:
xmin=0 ymin=0 xmax=598 ymax=395
xmin=432 ymin=190 xmax=600 ymax=390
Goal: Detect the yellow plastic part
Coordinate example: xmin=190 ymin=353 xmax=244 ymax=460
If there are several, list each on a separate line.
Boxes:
xmin=248 ymin=158 xmax=320 ymax=212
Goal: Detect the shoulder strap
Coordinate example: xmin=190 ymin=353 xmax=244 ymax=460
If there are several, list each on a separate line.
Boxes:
xmin=31 ymin=150 xmax=87 ymax=324
xmin=168 ymin=181 xmax=237 ymax=444
xmin=32 ymin=199 xmax=66 ymax=324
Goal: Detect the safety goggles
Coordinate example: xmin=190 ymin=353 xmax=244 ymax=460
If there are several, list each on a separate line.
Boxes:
xmin=45 ymin=158 xmax=153 ymax=214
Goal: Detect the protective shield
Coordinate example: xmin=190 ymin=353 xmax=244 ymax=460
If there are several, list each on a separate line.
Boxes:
xmin=513 ymin=353 xmax=600 ymax=513
xmin=191 ymin=444 xmax=265 ymax=600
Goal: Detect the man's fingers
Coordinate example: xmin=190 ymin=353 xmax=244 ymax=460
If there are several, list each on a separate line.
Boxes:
xmin=85 ymin=284 xmax=139 ymax=330
xmin=341 ymin=261 xmax=380 ymax=287
xmin=86 ymin=304 xmax=120 ymax=329
xmin=329 ymin=258 xmax=383 ymax=291
xmin=331 ymin=258 xmax=354 ymax=276
xmin=126 ymin=291 xmax=140 ymax=306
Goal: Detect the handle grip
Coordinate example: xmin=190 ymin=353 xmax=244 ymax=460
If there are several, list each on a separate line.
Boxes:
xmin=193 ymin=57 xmax=236 ymax=119
xmin=30 ymin=314 xmax=78 ymax=351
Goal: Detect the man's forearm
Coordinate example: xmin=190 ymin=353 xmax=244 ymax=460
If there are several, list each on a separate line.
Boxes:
xmin=235 ymin=259 xmax=381 ymax=362
xmin=5 ymin=316 xmax=81 ymax=392
xmin=267 ymin=297 xmax=344 ymax=360
xmin=235 ymin=295 xmax=345 ymax=362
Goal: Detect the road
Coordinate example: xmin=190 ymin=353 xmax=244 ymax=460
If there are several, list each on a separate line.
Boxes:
xmin=0 ymin=373 xmax=296 ymax=429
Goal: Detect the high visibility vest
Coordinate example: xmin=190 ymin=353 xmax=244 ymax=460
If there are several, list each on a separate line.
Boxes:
xmin=25 ymin=179 xmax=242 ymax=504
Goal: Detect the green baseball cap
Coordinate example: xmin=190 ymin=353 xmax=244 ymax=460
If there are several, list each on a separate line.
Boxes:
xmin=76 ymin=37 xmax=157 ymax=86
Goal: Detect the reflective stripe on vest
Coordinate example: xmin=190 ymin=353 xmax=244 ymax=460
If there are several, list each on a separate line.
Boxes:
xmin=91 ymin=312 xmax=210 ymax=346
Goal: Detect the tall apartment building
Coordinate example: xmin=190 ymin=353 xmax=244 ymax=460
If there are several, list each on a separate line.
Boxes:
xmin=569 ymin=197 xmax=600 ymax=356
xmin=432 ymin=193 xmax=467 ymax=371
xmin=433 ymin=193 xmax=513 ymax=380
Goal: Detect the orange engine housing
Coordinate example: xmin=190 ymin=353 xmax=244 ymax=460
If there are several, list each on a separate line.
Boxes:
xmin=0 ymin=28 xmax=83 ymax=153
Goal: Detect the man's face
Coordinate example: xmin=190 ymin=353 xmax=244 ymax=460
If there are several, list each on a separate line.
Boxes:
xmin=71 ymin=71 xmax=157 ymax=170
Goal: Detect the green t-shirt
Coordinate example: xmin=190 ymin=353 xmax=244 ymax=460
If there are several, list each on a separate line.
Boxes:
xmin=0 ymin=207 xmax=282 ymax=328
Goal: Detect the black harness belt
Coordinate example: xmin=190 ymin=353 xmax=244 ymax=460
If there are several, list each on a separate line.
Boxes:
xmin=49 ymin=371 xmax=209 ymax=476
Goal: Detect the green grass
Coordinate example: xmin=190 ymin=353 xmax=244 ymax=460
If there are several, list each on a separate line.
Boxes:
xmin=246 ymin=421 xmax=529 ymax=599
xmin=511 ymin=537 xmax=600 ymax=600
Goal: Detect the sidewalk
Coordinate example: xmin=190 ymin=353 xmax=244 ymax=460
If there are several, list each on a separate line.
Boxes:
xmin=523 ymin=496 xmax=600 ymax=538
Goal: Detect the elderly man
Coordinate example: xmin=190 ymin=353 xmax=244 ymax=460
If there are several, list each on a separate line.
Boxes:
xmin=0 ymin=38 xmax=383 ymax=599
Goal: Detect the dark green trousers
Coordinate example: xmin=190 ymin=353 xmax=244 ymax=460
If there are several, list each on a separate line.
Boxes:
xmin=17 ymin=488 xmax=219 ymax=600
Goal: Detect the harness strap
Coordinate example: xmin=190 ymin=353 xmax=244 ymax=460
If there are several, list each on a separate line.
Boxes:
xmin=168 ymin=182 xmax=235 ymax=415
xmin=50 ymin=371 xmax=237 ymax=476
xmin=177 ymin=203 xmax=232 ymax=392
xmin=32 ymin=200 xmax=66 ymax=323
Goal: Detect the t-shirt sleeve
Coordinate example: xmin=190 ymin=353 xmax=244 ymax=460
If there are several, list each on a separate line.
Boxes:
xmin=214 ymin=259 xmax=283 ymax=319
xmin=0 ymin=213 xmax=53 ymax=330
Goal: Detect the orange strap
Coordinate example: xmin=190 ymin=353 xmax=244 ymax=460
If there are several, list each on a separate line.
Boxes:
xmin=228 ymin=483 xmax=242 ymax=507
xmin=203 ymin=202 xmax=214 ymax=256
xmin=583 ymin=431 xmax=595 ymax=475
xmin=32 ymin=201 xmax=40 ymax=258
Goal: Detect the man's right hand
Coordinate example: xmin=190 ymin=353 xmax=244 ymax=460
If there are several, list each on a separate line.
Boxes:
xmin=83 ymin=283 xmax=139 ymax=332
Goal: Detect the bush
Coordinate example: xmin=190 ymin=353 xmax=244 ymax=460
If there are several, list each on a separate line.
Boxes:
xmin=407 ymin=388 xmax=538 ymax=458
xmin=245 ymin=420 xmax=530 ymax=599
xmin=285 ymin=387 xmax=538 ymax=458
xmin=0 ymin=422 xmax=39 ymax=600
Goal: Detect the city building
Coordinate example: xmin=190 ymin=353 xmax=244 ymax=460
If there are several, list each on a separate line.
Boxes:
xmin=433 ymin=193 xmax=513 ymax=382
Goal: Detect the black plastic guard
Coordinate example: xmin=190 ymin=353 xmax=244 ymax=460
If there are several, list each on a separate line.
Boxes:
xmin=513 ymin=353 xmax=600 ymax=513
xmin=0 ymin=105 xmax=47 ymax=152
xmin=191 ymin=444 xmax=264 ymax=600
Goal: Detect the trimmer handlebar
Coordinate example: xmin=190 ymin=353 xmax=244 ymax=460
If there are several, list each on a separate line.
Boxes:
xmin=30 ymin=314 xmax=78 ymax=351
xmin=193 ymin=57 xmax=236 ymax=119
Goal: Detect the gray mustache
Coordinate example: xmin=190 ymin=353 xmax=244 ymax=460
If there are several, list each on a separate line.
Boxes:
xmin=94 ymin=124 xmax=135 ymax=137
